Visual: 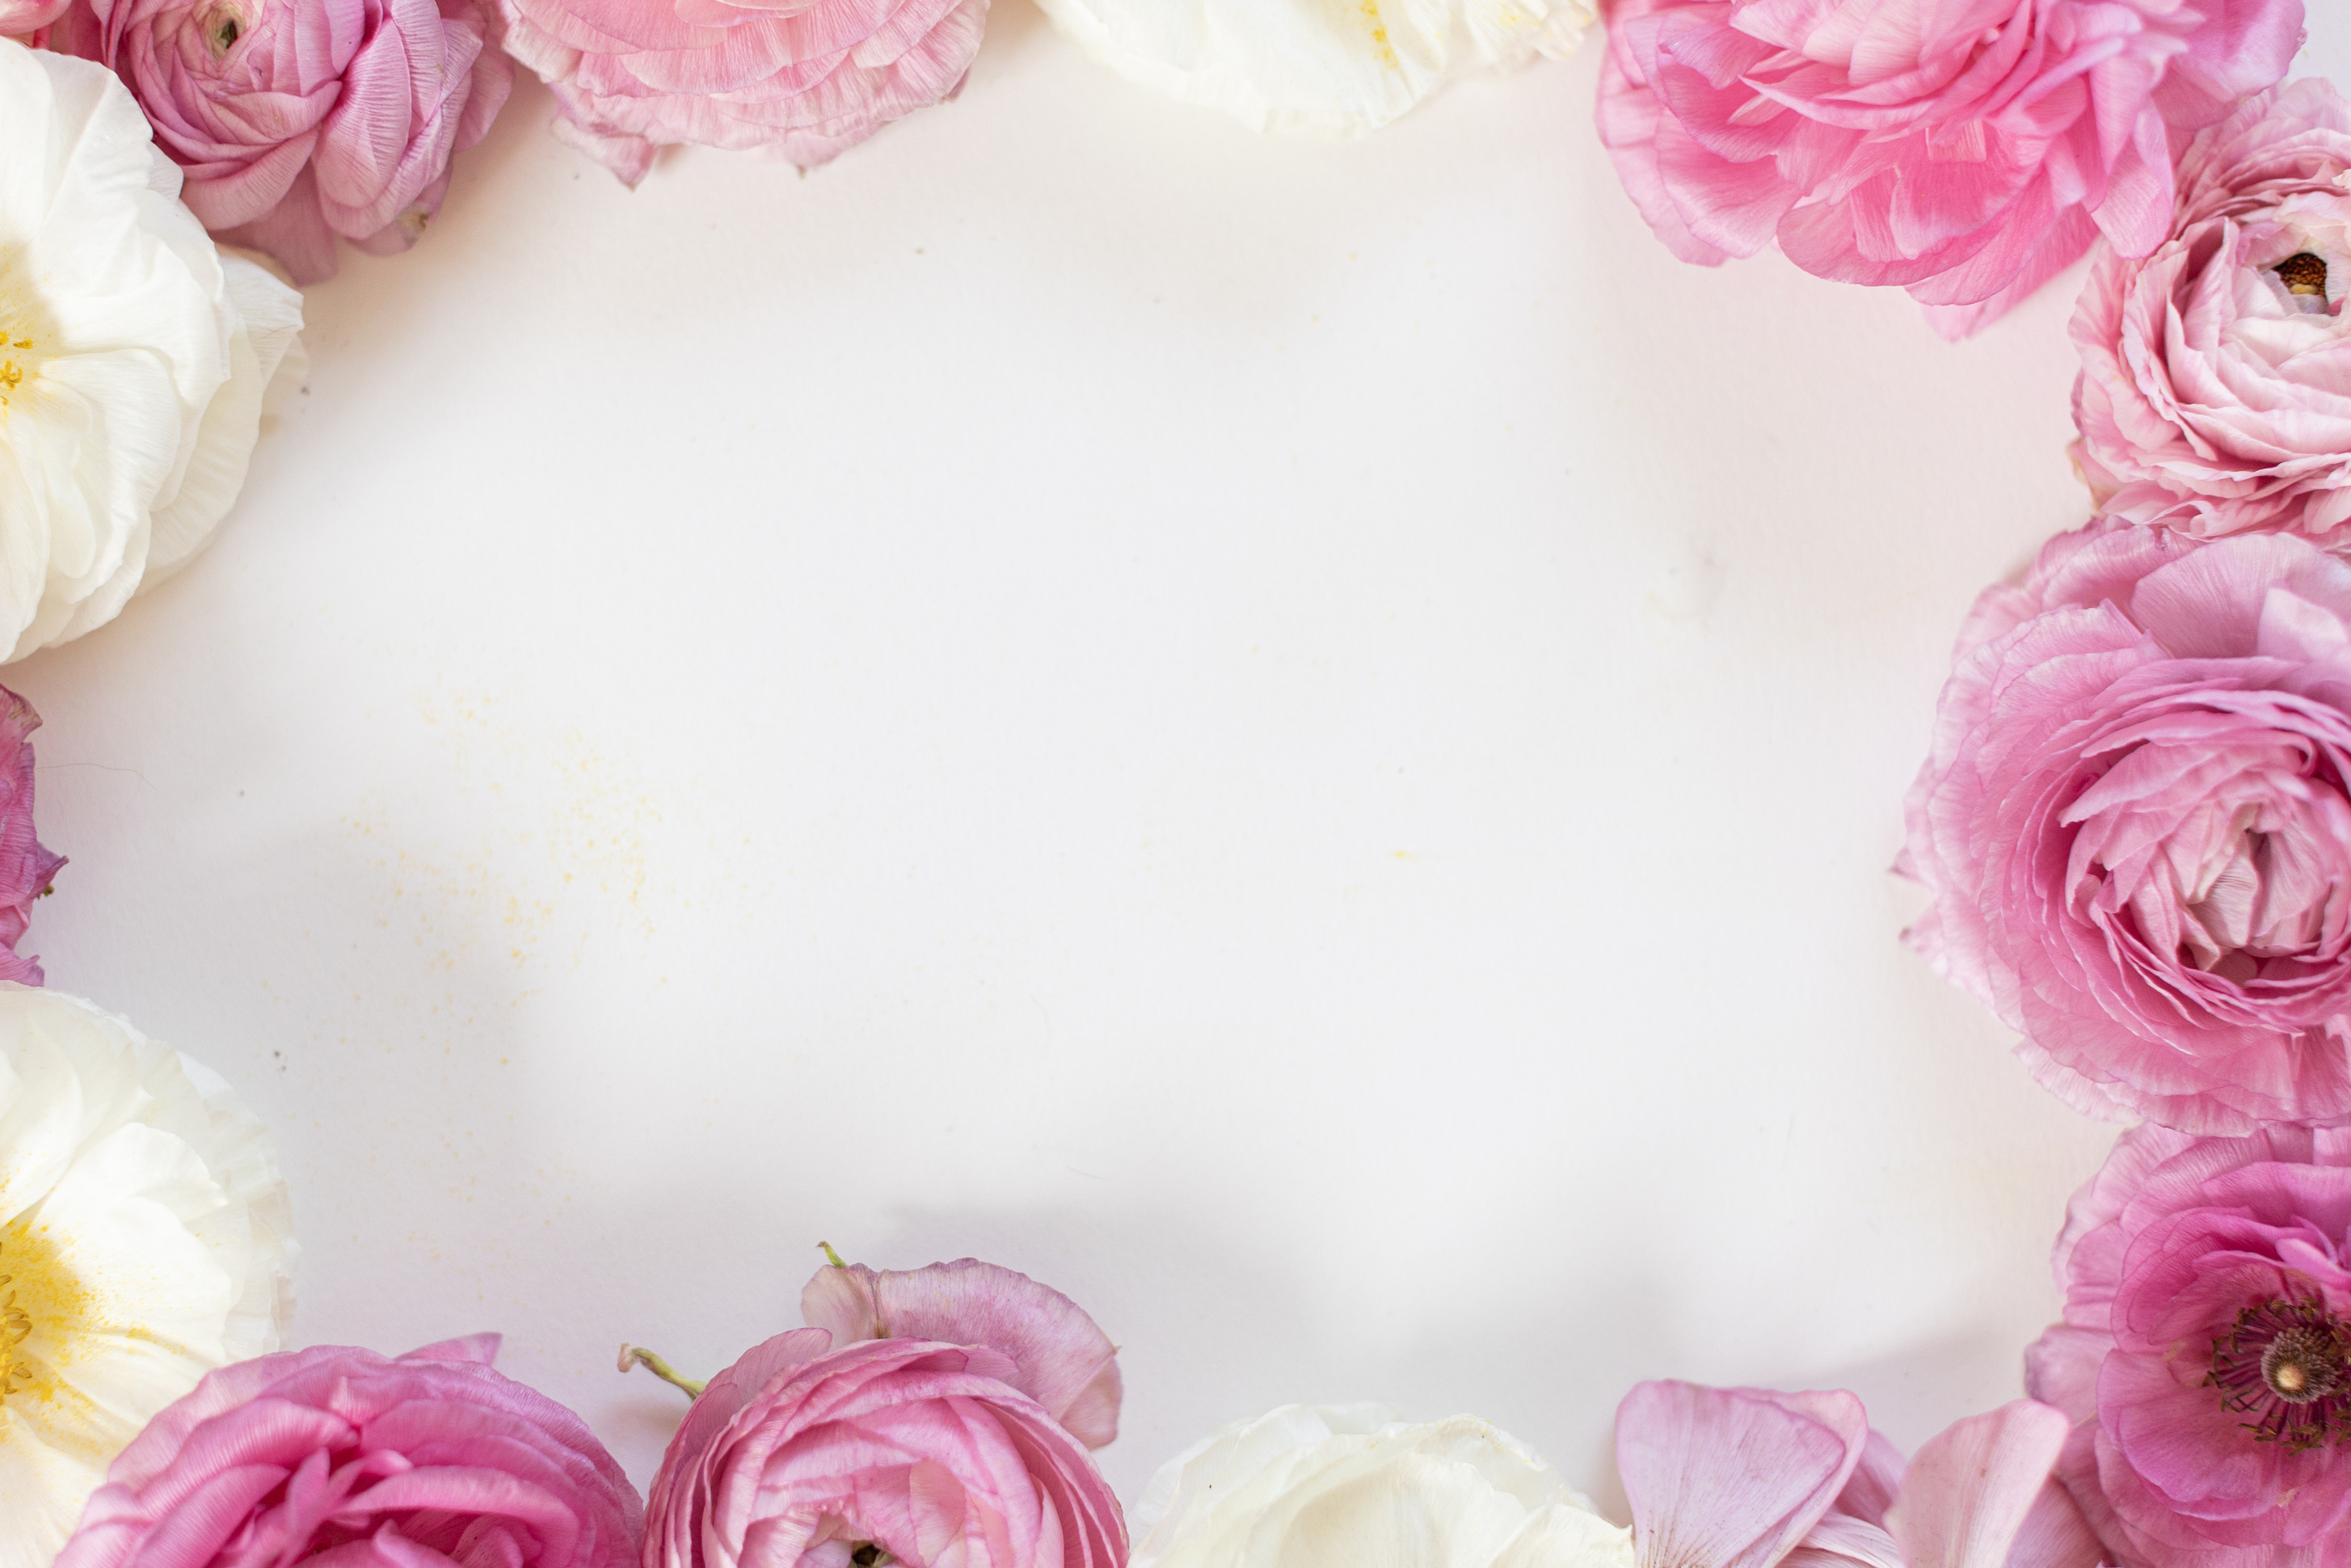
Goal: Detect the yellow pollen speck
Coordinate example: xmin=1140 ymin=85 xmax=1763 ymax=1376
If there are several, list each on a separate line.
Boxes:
xmin=0 ymin=363 xmax=19 ymax=393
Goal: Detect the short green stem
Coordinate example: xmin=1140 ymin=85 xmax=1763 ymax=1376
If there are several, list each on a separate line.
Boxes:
xmin=819 ymin=1241 xmax=849 ymax=1268
xmin=619 ymin=1344 xmax=706 ymax=1399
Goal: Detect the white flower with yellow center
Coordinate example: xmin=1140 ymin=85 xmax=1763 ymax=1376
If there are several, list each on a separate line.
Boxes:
xmin=0 ymin=40 xmax=304 ymax=664
xmin=1032 ymin=0 xmax=1593 ymax=136
xmin=0 ymin=984 xmax=294 ymax=1568
xmin=1133 ymin=1405 xmax=1638 ymax=1568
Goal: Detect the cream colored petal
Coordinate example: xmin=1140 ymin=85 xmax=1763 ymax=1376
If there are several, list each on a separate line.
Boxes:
xmin=1034 ymin=0 xmax=1592 ymax=135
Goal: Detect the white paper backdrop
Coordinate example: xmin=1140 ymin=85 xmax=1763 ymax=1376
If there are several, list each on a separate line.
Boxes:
xmin=19 ymin=5 xmax=2351 ymax=1508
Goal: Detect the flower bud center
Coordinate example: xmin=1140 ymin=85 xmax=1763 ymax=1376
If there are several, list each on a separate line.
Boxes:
xmin=2209 ymin=1296 xmax=2351 ymax=1449
xmin=2279 ymin=253 xmax=2331 ymax=297
xmin=0 ymin=1218 xmax=78 ymax=1406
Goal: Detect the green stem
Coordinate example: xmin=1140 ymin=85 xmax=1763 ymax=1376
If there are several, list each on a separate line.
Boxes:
xmin=818 ymin=1241 xmax=849 ymax=1268
xmin=619 ymin=1344 xmax=706 ymax=1399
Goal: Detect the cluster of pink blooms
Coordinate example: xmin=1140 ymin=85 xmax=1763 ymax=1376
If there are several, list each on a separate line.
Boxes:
xmin=48 ymin=1255 xmax=1124 ymax=1568
xmin=1851 ymin=38 xmax=2351 ymax=1568
xmin=0 ymin=0 xmax=982 ymax=282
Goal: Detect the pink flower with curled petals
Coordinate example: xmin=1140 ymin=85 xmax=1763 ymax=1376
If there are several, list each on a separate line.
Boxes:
xmin=0 ymin=685 xmax=63 ymax=987
xmin=1903 ymin=521 xmax=2351 ymax=1132
xmin=1616 ymin=1381 xmax=2101 ymax=1568
xmin=637 ymin=1252 xmax=1124 ymax=1568
xmin=2073 ymin=79 xmax=2351 ymax=541
xmin=495 ymin=0 xmax=987 ymax=186
xmin=2028 ymin=1124 xmax=2351 ymax=1568
xmin=54 ymin=1336 xmax=643 ymax=1568
xmin=56 ymin=0 xmax=512 ymax=283
xmin=1595 ymin=0 xmax=2307 ymax=339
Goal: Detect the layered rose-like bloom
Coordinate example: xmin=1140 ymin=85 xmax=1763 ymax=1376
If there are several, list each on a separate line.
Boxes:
xmin=1032 ymin=0 xmax=1593 ymax=137
xmin=1616 ymin=1382 xmax=2101 ymax=1568
xmin=1902 ymin=522 xmax=2351 ymax=1132
xmin=0 ymin=985 xmax=295 ymax=1568
xmin=1130 ymin=1404 xmax=1633 ymax=1568
xmin=497 ymin=0 xmax=985 ymax=186
xmin=0 ymin=688 xmax=61 ymax=988
xmin=2074 ymin=80 xmax=2351 ymax=539
xmin=54 ymin=0 xmax=512 ymax=284
xmin=0 ymin=42 xmax=304 ymax=662
xmin=2025 ymin=1124 xmax=2351 ymax=1568
xmin=1595 ymin=0 xmax=2307 ymax=339
xmin=55 ymin=1336 xmax=642 ymax=1568
xmin=642 ymin=1254 xmax=1124 ymax=1568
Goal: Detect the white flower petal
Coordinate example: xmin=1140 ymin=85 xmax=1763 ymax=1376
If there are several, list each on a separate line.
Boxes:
xmin=1034 ymin=0 xmax=1594 ymax=135
xmin=0 ymin=985 xmax=294 ymax=1568
xmin=1135 ymin=1406 xmax=1635 ymax=1568
xmin=0 ymin=40 xmax=302 ymax=662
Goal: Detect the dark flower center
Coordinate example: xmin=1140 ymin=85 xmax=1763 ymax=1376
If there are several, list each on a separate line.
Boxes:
xmin=2277 ymin=253 xmax=2330 ymax=297
xmin=2209 ymin=1296 xmax=2351 ymax=1449
xmin=850 ymin=1549 xmax=887 ymax=1567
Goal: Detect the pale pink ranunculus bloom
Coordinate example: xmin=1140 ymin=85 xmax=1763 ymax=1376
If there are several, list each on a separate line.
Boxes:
xmin=1595 ymin=0 xmax=2307 ymax=340
xmin=2028 ymin=1124 xmax=2351 ymax=1568
xmin=1903 ymin=522 xmax=2351 ymax=1133
xmin=495 ymin=0 xmax=987 ymax=186
xmin=1616 ymin=1381 xmax=2101 ymax=1568
xmin=642 ymin=1255 xmax=1125 ymax=1568
xmin=55 ymin=0 xmax=512 ymax=283
xmin=0 ymin=684 xmax=64 ymax=986
xmin=53 ymin=1336 xmax=644 ymax=1568
xmin=2074 ymin=80 xmax=2351 ymax=541
xmin=0 ymin=0 xmax=68 ymax=40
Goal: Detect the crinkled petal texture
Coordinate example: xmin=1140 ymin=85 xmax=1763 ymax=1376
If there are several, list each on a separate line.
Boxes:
xmin=1903 ymin=522 xmax=2351 ymax=1132
xmin=0 ymin=984 xmax=295 ymax=1568
xmin=58 ymin=0 xmax=512 ymax=285
xmin=2072 ymin=79 xmax=2351 ymax=541
xmin=495 ymin=0 xmax=987 ymax=185
xmin=801 ymin=1258 xmax=1123 ymax=1448
xmin=1614 ymin=1382 xmax=2096 ymax=1568
xmin=1128 ymin=1403 xmax=1633 ymax=1568
xmin=2025 ymin=1123 xmax=2351 ymax=1568
xmin=0 ymin=686 xmax=63 ymax=988
xmin=645 ymin=1334 xmax=1125 ymax=1568
xmin=1595 ymin=0 xmax=2306 ymax=338
xmin=1031 ymin=0 xmax=1593 ymax=136
xmin=0 ymin=42 xmax=303 ymax=663
xmin=56 ymin=1336 xmax=642 ymax=1568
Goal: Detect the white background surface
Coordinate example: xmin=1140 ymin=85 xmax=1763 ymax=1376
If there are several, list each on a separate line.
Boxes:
xmin=19 ymin=5 xmax=2351 ymax=1510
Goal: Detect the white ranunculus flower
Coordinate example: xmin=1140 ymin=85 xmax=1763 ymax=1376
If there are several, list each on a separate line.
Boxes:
xmin=1032 ymin=0 xmax=1593 ymax=136
xmin=0 ymin=40 xmax=304 ymax=664
xmin=1132 ymin=1404 xmax=1637 ymax=1568
xmin=0 ymin=984 xmax=295 ymax=1568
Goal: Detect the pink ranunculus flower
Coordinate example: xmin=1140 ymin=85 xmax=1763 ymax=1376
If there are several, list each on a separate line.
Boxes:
xmin=0 ymin=684 xmax=63 ymax=986
xmin=495 ymin=0 xmax=987 ymax=187
xmin=2028 ymin=1123 xmax=2351 ymax=1568
xmin=639 ymin=1254 xmax=1125 ymax=1568
xmin=56 ymin=0 xmax=512 ymax=284
xmin=53 ymin=1335 xmax=644 ymax=1568
xmin=1595 ymin=0 xmax=2307 ymax=340
xmin=1616 ymin=1381 xmax=2102 ymax=1568
xmin=1903 ymin=521 xmax=2351 ymax=1133
xmin=2073 ymin=80 xmax=2351 ymax=541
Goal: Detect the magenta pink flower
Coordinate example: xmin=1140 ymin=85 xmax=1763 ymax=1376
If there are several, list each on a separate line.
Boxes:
xmin=2074 ymin=80 xmax=2351 ymax=540
xmin=53 ymin=1335 xmax=643 ymax=1568
xmin=1616 ymin=1381 xmax=2100 ymax=1568
xmin=1595 ymin=0 xmax=2307 ymax=339
xmin=0 ymin=684 xmax=61 ymax=987
xmin=495 ymin=0 xmax=987 ymax=186
xmin=1903 ymin=521 xmax=2351 ymax=1132
xmin=640 ymin=1254 xmax=1125 ymax=1568
xmin=54 ymin=0 xmax=512 ymax=284
xmin=2028 ymin=1124 xmax=2351 ymax=1568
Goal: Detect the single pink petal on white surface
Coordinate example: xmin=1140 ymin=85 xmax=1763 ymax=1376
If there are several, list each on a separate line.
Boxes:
xmin=1619 ymin=1382 xmax=1867 ymax=1568
xmin=1886 ymin=1403 xmax=2072 ymax=1568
